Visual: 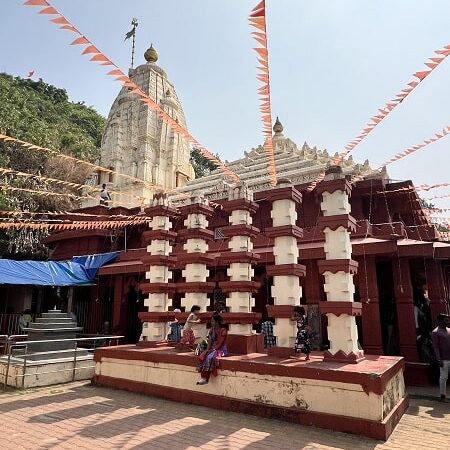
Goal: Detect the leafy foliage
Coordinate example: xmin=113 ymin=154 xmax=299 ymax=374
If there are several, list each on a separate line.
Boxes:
xmin=0 ymin=73 xmax=106 ymax=258
xmin=189 ymin=147 xmax=219 ymax=178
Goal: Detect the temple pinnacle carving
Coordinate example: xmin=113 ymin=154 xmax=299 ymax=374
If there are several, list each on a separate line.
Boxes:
xmin=273 ymin=116 xmax=283 ymax=134
xmin=144 ymin=43 xmax=158 ymax=63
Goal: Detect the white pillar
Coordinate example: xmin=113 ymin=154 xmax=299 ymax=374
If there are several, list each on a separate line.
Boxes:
xmin=317 ymin=166 xmax=363 ymax=362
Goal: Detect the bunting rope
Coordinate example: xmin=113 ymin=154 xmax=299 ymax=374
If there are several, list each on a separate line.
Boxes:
xmin=0 ymin=219 xmax=151 ymax=231
xmin=22 ymin=0 xmax=239 ymax=183
xmin=249 ymin=0 xmax=277 ymax=186
xmin=0 ymin=210 xmax=149 ymax=220
xmin=0 ymin=166 xmax=95 ymax=192
xmin=0 ymin=133 xmax=188 ymax=198
xmin=379 ymin=125 xmax=450 ymax=168
xmin=337 ymin=43 xmax=450 ymax=162
xmin=416 ymin=182 xmax=450 ymax=192
xmin=0 ymin=184 xmax=88 ymax=201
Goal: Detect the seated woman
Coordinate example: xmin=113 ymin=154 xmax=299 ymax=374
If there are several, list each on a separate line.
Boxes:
xmin=196 ymin=314 xmax=228 ymax=385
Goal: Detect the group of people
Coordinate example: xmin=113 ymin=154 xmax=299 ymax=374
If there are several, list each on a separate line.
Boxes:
xmin=166 ymin=305 xmax=229 ymax=385
xmin=261 ymin=306 xmax=312 ymax=359
xmin=165 ymin=304 xmax=313 ymax=385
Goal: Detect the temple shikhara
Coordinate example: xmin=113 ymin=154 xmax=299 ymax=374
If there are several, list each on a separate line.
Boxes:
xmin=83 ymin=44 xmax=194 ymax=207
xmin=34 ymin=44 xmax=448 ymax=439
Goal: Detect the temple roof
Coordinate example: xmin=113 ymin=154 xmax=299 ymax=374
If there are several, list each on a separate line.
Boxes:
xmin=173 ymin=122 xmax=379 ymax=203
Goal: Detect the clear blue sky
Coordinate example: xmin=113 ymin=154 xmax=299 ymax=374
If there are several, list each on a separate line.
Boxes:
xmin=2 ymin=0 xmax=450 ymax=211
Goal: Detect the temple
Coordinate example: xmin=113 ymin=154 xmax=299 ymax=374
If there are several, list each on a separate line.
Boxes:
xmin=41 ymin=45 xmax=450 ymax=439
xmin=83 ymin=44 xmax=195 ymax=207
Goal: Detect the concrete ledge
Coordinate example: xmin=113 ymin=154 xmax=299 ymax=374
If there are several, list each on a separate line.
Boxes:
xmin=93 ymin=346 xmax=407 ymax=440
xmin=93 ymin=374 xmax=408 ymax=441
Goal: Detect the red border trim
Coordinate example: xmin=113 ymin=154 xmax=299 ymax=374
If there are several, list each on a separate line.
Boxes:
xmin=141 ymin=255 xmax=177 ymax=267
xmin=176 ymin=281 xmax=216 ymax=293
xmin=264 ymin=186 xmax=302 ymax=204
xmin=222 ymin=199 xmax=259 ymax=214
xmin=319 ymin=301 xmax=363 ymax=316
xmin=221 ymin=224 xmax=260 ymax=238
xmin=144 ymin=205 xmax=179 ymax=217
xmin=219 ymin=281 xmax=261 ymax=293
xmin=219 ymin=251 xmax=261 ymax=265
xmin=140 ymin=282 xmax=176 ymax=294
xmin=142 ymin=229 xmax=177 ymax=243
xmin=265 ymin=225 xmax=304 ymax=239
xmin=318 ymin=259 xmax=359 ymax=275
xmin=266 ymin=264 xmax=306 ymax=277
xmin=316 ymin=179 xmax=352 ymax=197
xmin=177 ymin=228 xmax=214 ymax=241
xmin=179 ymin=203 xmax=214 ymax=217
xmin=317 ymin=214 xmax=356 ymax=232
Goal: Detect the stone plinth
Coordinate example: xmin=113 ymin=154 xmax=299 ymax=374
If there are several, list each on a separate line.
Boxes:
xmin=93 ymin=345 xmax=408 ymax=441
xmin=24 ymin=310 xmax=83 ymax=354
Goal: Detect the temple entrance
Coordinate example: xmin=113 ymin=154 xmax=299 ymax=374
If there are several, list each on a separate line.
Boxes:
xmin=125 ymin=277 xmax=145 ymax=343
xmin=376 ymin=260 xmax=400 ymax=356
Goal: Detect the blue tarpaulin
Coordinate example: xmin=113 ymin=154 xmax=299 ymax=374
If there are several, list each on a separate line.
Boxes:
xmin=0 ymin=252 xmax=119 ymax=286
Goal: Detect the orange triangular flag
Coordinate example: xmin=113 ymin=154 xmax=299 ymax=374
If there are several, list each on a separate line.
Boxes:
xmin=71 ymin=36 xmax=90 ymax=45
xmin=90 ymin=54 xmax=110 ymax=62
xmin=50 ymin=16 xmax=69 ymax=25
xmin=24 ymin=0 xmax=49 ymax=5
xmin=251 ymin=0 xmax=265 ymax=13
xmin=38 ymin=6 xmax=58 ymax=14
xmin=82 ymin=45 xmax=100 ymax=55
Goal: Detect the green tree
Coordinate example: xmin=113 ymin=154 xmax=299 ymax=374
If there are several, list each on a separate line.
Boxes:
xmin=0 ymin=73 xmax=106 ymax=258
xmin=190 ymin=147 xmax=219 ymax=178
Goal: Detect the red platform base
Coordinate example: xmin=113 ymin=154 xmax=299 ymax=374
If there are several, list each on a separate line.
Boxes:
xmin=93 ymin=346 xmax=408 ymax=440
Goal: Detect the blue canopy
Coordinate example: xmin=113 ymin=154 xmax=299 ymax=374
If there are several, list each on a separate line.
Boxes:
xmin=0 ymin=252 xmax=118 ymax=286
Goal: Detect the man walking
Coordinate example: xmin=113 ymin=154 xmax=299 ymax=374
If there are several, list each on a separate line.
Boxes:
xmin=431 ymin=313 xmax=450 ymax=402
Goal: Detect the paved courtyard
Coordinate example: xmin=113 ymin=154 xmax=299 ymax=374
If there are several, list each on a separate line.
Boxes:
xmin=0 ymin=381 xmax=448 ymax=450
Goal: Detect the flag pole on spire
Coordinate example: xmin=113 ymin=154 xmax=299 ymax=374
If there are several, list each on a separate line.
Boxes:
xmin=125 ymin=18 xmax=138 ymax=69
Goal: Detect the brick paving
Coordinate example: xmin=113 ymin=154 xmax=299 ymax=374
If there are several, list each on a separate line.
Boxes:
xmin=0 ymin=381 xmax=448 ymax=450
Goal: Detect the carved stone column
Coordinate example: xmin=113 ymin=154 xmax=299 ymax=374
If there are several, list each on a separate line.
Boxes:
xmin=220 ymin=183 xmax=261 ymax=335
xmin=265 ymin=180 xmax=306 ymax=354
xmin=177 ymin=196 xmax=215 ymax=339
xmin=316 ymin=166 xmax=364 ymax=363
xmin=139 ymin=193 xmax=178 ymax=342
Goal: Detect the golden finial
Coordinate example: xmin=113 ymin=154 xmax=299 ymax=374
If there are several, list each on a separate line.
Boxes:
xmin=144 ymin=43 xmax=158 ymax=63
xmin=273 ymin=116 xmax=283 ymax=134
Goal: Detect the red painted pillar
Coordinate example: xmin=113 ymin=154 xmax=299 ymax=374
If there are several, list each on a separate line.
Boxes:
xmin=392 ymin=258 xmax=419 ymax=362
xmin=358 ymin=256 xmax=384 ymax=355
xmin=113 ymin=275 xmax=124 ymax=332
xmin=425 ymin=259 xmax=447 ymax=327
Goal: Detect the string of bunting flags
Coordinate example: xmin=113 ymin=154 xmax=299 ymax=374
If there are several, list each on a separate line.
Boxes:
xmin=22 ymin=0 xmax=239 ymax=183
xmin=0 ymin=133 xmax=186 ymax=197
xmin=337 ymin=43 xmax=450 ymax=162
xmin=0 ymin=218 xmax=151 ymax=231
xmin=379 ymin=126 xmax=450 ymax=168
xmin=248 ymin=0 xmax=277 ymax=186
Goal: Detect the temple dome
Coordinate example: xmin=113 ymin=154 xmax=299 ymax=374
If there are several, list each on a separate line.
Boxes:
xmin=144 ymin=44 xmax=158 ymax=63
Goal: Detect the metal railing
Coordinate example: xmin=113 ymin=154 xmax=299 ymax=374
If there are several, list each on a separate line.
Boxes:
xmin=1 ymin=335 xmax=123 ymax=391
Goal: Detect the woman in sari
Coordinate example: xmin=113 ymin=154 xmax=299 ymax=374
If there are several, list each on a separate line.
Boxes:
xmin=196 ymin=314 xmax=228 ymax=385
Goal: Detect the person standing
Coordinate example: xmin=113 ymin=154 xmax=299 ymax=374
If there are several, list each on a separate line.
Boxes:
xmin=179 ymin=305 xmax=201 ymax=349
xmin=292 ymin=306 xmax=311 ymax=360
xmin=431 ymin=313 xmax=450 ymax=402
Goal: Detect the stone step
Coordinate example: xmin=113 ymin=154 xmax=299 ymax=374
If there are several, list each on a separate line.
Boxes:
xmin=41 ymin=312 xmax=71 ymax=319
xmin=29 ymin=322 xmax=78 ymax=330
xmin=35 ymin=317 xmax=74 ymax=323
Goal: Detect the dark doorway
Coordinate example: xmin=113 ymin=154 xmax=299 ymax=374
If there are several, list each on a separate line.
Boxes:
xmin=376 ymin=260 xmax=400 ymax=355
